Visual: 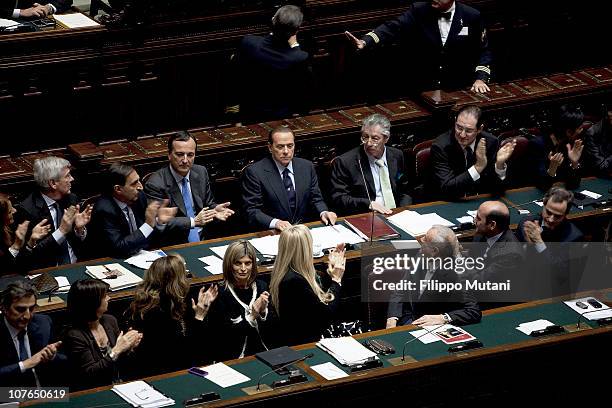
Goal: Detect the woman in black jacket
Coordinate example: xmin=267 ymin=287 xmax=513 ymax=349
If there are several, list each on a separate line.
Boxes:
xmin=207 ymin=240 xmax=270 ymax=361
xmin=269 ymin=225 xmax=345 ymax=346
xmin=63 ymin=279 xmax=142 ymax=390
xmin=126 ymin=253 xmax=217 ymax=378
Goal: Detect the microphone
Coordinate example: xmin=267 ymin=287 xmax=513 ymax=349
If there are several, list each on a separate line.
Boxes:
xmin=357 ymin=157 xmax=376 ymax=245
xmin=399 ymin=324 xmax=441 ymax=362
xmin=256 ymin=353 xmax=314 ymax=391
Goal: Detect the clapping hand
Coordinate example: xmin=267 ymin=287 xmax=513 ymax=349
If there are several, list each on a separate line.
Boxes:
xmin=547 ymin=152 xmax=564 ymax=176
xmin=496 ymin=139 xmax=516 ymax=168
xmin=567 ymin=139 xmax=584 ymax=167
xmin=327 ymin=243 xmax=346 ymax=283
xmin=213 ymin=202 xmax=235 ymax=221
xmin=192 ymin=284 xmax=219 ymax=320
xmin=29 ymin=219 xmax=51 ymax=247
xmin=251 ymin=291 xmax=270 ymax=318
xmin=522 ymin=220 xmax=543 ymax=243
xmin=474 ymin=138 xmax=488 ymax=173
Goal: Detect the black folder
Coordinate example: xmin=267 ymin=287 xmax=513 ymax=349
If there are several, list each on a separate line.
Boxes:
xmin=256 ymin=346 xmax=303 ymax=370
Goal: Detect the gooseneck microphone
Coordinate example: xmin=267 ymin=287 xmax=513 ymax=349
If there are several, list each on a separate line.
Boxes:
xmin=400 ymin=324 xmax=441 ymax=361
xmin=357 ymin=157 xmax=376 ymax=245
xmin=256 ymin=353 xmax=314 ymax=390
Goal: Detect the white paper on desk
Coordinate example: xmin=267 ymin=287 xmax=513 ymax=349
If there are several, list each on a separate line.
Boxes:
xmin=112 ymin=380 xmax=174 ymax=408
xmin=389 ymin=211 xmax=454 ymax=237
xmin=202 ymin=362 xmax=250 ymax=388
xmin=210 ymin=245 xmax=229 ymax=259
xmin=580 ymin=190 xmax=602 ymax=199
xmin=456 ymin=216 xmax=474 ymax=224
xmin=310 ymin=362 xmax=349 ymax=380
xmin=249 ymin=235 xmax=280 ymax=256
xmin=125 ymin=250 xmax=165 ymax=269
xmin=204 ymin=264 xmax=224 ymax=275
xmin=535 ymin=200 xmax=544 ymax=207
xmin=409 ymin=325 xmax=444 ymax=344
xmin=310 ymin=224 xmax=364 ymax=250
xmin=317 ymin=336 xmax=377 ymax=366
xmin=53 ymin=13 xmax=100 ymax=28
xmin=467 ymin=210 xmax=477 ymax=217
xmin=198 ymin=255 xmax=223 ymax=266
xmin=0 ymin=18 xmax=18 ymax=28
xmin=516 ymin=319 xmax=555 ymax=335
xmin=518 ymin=209 xmax=530 ymax=215
xmin=55 ymin=276 xmax=71 ymax=293
xmin=564 ymin=297 xmax=611 ymax=320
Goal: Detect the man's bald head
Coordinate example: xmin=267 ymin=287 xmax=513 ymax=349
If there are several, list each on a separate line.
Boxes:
xmin=475 ymin=200 xmax=510 ymax=237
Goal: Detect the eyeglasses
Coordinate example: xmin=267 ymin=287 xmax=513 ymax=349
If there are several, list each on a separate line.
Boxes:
xmin=454 ymin=124 xmax=478 ymax=136
xmin=360 ymin=134 xmax=385 ymax=144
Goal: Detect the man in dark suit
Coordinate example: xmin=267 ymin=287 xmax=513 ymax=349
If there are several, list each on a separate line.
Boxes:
xmin=88 ymin=163 xmax=177 ymax=259
xmin=331 ymin=113 xmax=411 ymax=215
xmin=144 ymin=132 xmax=234 ymax=246
xmin=527 ymin=104 xmax=585 ymax=191
xmin=15 ymin=156 xmax=92 ymax=270
xmin=516 ymin=187 xmax=584 ymax=298
xmin=430 ymin=104 xmax=515 ymax=199
xmin=346 ymin=0 xmax=492 ymax=93
xmin=1 ymin=281 xmax=64 ymax=386
xmin=242 ymin=126 xmax=336 ymax=231
xmin=583 ymin=108 xmax=611 ymax=177
xmin=1 ymin=0 xmax=72 ymax=19
xmin=386 ymin=225 xmax=481 ymax=328
xmin=467 ymin=201 xmax=525 ymax=307
xmin=231 ymin=4 xmax=313 ymax=121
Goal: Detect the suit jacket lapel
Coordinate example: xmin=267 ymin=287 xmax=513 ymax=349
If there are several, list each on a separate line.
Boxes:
xmin=189 ymin=169 xmax=204 ymax=211
xmin=293 ymin=159 xmax=308 ymax=218
xmin=358 ymin=149 xmax=376 ymax=200
xmin=110 ymin=199 xmax=131 ymax=234
xmin=33 ymin=192 xmax=54 ymax=228
xmin=445 ymin=4 xmax=464 ymax=49
xmin=1 ymin=319 xmax=19 ymax=362
xmin=165 ymin=168 xmax=187 ymax=216
xmin=264 ymin=157 xmax=292 ymax=216
xmin=386 ymin=149 xmax=398 ymax=192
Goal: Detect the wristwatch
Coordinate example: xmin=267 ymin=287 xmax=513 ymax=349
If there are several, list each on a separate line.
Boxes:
xmin=442 ymin=314 xmax=452 ymax=324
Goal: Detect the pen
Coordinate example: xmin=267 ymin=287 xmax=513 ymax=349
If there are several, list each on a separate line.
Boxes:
xmin=327 ymin=222 xmax=339 ymax=232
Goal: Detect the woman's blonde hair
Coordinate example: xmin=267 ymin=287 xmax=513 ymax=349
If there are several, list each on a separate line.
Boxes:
xmin=269 ymin=225 xmax=333 ymax=316
xmin=128 ymin=253 xmax=189 ymax=325
xmin=222 ymin=240 xmax=258 ymax=288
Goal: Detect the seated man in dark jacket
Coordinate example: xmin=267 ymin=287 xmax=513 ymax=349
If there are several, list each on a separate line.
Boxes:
xmin=387 ymin=225 xmax=481 ymax=328
xmin=1 ymin=0 xmax=72 ymax=19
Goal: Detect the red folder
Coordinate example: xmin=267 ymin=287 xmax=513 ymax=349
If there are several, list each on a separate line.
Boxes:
xmin=344 ymin=214 xmax=400 ymax=241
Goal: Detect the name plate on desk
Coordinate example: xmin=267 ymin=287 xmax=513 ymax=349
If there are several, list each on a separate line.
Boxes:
xmin=376 ymin=100 xmax=423 ymax=118
xmin=339 ymin=107 xmax=376 ymax=124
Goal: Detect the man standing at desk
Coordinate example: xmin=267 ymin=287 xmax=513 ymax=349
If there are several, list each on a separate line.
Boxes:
xmin=88 ymin=163 xmax=177 ymax=258
xmin=15 ymin=156 xmax=92 ymax=269
xmin=1 ymin=1 xmax=72 ymax=19
xmin=330 ymin=113 xmax=411 ymax=215
xmin=345 ymin=0 xmax=492 ymax=93
xmin=145 ymin=131 xmax=234 ymax=246
xmin=430 ymin=105 xmax=515 ymax=199
xmin=0 ymin=281 xmax=64 ymax=386
xmin=242 ymin=126 xmax=336 ymax=231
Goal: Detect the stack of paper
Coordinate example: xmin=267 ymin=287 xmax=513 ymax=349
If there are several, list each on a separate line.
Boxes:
xmin=516 ymin=319 xmax=555 ymax=335
xmin=112 ymin=381 xmax=174 ymax=407
xmin=85 ymin=264 xmax=142 ymax=291
xmin=388 ymin=210 xmax=455 ymax=237
xmin=55 ymin=276 xmax=71 ymax=294
xmin=409 ymin=324 xmax=475 ymax=345
xmin=309 ymin=224 xmax=364 ymax=249
xmin=210 ymin=244 xmax=229 ymax=259
xmin=198 ymin=255 xmax=224 ymax=275
xmin=201 ymin=363 xmax=250 ymax=388
xmin=53 ymin=13 xmax=100 ymax=28
xmin=249 ymin=235 xmax=280 ymax=257
xmin=317 ymin=336 xmax=378 ymax=366
xmin=125 ymin=250 xmax=166 ymax=270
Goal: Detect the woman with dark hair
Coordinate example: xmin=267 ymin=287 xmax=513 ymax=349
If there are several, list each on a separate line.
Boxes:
xmin=269 ymin=225 xmax=346 ymax=345
xmin=0 ymin=193 xmax=51 ymax=276
xmin=207 ymin=240 xmax=270 ymax=361
xmin=63 ymin=279 xmax=142 ymax=390
xmin=126 ymin=253 xmax=217 ymax=378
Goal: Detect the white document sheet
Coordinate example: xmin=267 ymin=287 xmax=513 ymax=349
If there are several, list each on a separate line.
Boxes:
xmin=317 ymin=336 xmax=378 ymax=365
xmin=249 ymin=235 xmax=280 ymax=256
xmin=198 ymin=255 xmax=223 ymax=266
xmin=53 ymin=13 xmax=100 ymax=28
xmin=210 ymin=245 xmax=229 ymax=259
xmin=310 ymin=224 xmax=364 ymax=249
xmin=409 ymin=325 xmax=445 ymax=344
xmin=55 ymin=276 xmax=71 ymax=294
xmin=310 ymin=362 xmax=349 ymax=380
xmin=125 ymin=250 xmax=165 ymax=270
xmin=389 ymin=211 xmax=455 ymax=237
xmin=580 ymin=190 xmax=602 ymax=199
xmin=516 ymin=319 xmax=555 ymax=335
xmin=564 ymin=297 xmax=611 ymax=320
xmin=202 ymin=363 xmax=250 ymax=388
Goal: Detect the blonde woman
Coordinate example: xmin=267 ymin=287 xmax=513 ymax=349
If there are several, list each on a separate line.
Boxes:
xmin=126 ymin=253 xmax=217 ymax=379
xmin=269 ymin=225 xmax=345 ymax=345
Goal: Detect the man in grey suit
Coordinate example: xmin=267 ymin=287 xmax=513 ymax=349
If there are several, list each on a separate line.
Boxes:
xmin=242 ymin=126 xmax=336 ymax=231
xmin=144 ymin=132 xmax=234 ymax=246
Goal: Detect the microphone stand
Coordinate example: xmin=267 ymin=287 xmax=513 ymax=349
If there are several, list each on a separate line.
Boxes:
xmin=358 ymin=156 xmax=376 ymax=246
xmin=245 ymin=353 xmax=314 ymax=393
xmin=388 ymin=324 xmax=441 ymax=366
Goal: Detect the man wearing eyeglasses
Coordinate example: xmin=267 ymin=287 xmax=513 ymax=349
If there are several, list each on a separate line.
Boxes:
xmin=331 ymin=113 xmax=411 ymax=215
xmin=430 ymin=104 xmax=515 ymax=199
xmin=145 ymin=131 xmax=234 ymax=246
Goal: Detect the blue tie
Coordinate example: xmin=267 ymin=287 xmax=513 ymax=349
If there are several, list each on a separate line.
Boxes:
xmin=18 ymin=330 xmax=28 ymax=361
xmin=181 ymin=177 xmax=200 ymax=243
xmin=282 ymin=168 xmax=296 ymax=216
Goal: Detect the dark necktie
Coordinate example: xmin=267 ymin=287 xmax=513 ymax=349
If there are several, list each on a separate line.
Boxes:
xmin=181 ymin=177 xmax=200 ymax=243
xmin=124 ymin=206 xmax=137 ymax=233
xmin=282 ymin=168 xmax=296 ymax=215
xmin=465 ymin=146 xmax=474 ymax=169
xmin=52 ymin=203 xmax=72 ymax=265
xmin=18 ymin=330 xmax=28 ymax=361
xmin=439 ymin=11 xmax=452 ymax=20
